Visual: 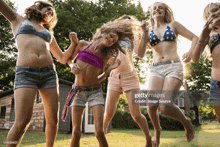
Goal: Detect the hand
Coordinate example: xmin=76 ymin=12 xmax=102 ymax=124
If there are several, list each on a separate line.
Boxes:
xmin=108 ymin=57 xmax=121 ymax=70
xmin=107 ymin=57 xmax=116 ymax=65
xmin=69 ymin=32 xmax=78 ymax=44
xmin=70 ymin=63 xmax=81 ymax=75
xmin=141 ymin=20 xmax=149 ymax=33
xmin=200 ymin=17 xmax=213 ymax=41
xmin=182 ymin=52 xmax=191 ymax=63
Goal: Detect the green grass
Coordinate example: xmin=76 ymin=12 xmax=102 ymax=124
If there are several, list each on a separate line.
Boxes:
xmin=0 ymin=121 xmax=220 ymax=147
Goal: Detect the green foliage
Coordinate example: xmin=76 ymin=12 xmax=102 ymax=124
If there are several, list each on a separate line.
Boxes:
xmin=117 ymin=94 xmax=128 ymax=109
xmin=184 ymin=54 xmax=212 ymax=91
xmin=0 ymin=0 xmax=17 ymax=92
xmin=50 ymin=0 xmax=150 ymax=85
xmin=185 ymin=111 xmax=195 ymax=122
xmin=112 ymin=108 xmax=186 ymax=130
xmin=198 ymin=100 xmax=216 ymax=120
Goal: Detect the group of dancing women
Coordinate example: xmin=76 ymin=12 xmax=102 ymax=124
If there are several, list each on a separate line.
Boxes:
xmin=1 ymin=0 xmax=220 ymax=146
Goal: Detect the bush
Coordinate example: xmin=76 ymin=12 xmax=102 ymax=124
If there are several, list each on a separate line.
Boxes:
xmin=112 ymin=108 xmax=185 ymax=130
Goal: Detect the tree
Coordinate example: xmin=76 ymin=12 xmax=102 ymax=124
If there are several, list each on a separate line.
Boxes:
xmin=50 ymin=0 xmax=150 ymax=92
xmin=0 ymin=0 xmax=17 ymax=92
xmin=184 ymin=54 xmax=212 ymax=91
xmin=0 ymin=0 xmax=151 ymax=92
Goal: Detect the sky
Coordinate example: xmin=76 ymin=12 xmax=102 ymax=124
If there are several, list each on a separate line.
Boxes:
xmin=10 ymin=0 xmax=219 ymax=88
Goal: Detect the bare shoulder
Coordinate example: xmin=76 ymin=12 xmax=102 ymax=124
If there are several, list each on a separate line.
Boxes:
xmin=168 ymin=21 xmax=182 ymax=28
xmin=169 ymin=21 xmax=185 ymax=34
xmin=75 ymin=40 xmax=91 ymax=51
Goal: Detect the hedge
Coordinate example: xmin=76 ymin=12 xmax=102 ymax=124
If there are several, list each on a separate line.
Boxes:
xmin=112 ymin=108 xmax=187 ymax=130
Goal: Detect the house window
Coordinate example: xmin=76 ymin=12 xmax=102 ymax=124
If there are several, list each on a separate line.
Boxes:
xmin=177 ymin=98 xmax=184 ymax=107
xmin=36 ymin=92 xmax=42 ymax=103
xmin=10 ymin=98 xmax=15 ymax=121
xmin=0 ymin=106 xmax=6 ymax=119
xmin=88 ymin=107 xmax=94 ymax=124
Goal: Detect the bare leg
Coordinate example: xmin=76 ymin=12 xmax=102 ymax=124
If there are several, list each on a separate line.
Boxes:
xmin=39 ymin=88 xmax=59 ymax=147
xmin=70 ymin=106 xmax=85 ymax=147
xmin=125 ymin=90 xmax=152 ymax=147
xmin=147 ymin=77 xmax=164 ymax=147
xmin=103 ymin=90 xmax=121 ymax=133
xmin=159 ymin=77 xmax=194 ymax=142
xmin=92 ymin=105 xmax=108 ymax=147
xmin=214 ymin=104 xmax=220 ymax=123
xmin=6 ymin=88 xmax=38 ymax=147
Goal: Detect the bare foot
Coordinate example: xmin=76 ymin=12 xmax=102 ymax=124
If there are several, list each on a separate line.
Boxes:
xmin=184 ymin=118 xmax=194 ymax=142
xmin=152 ymin=127 xmax=162 ymax=147
xmin=145 ymin=135 xmax=152 ymax=147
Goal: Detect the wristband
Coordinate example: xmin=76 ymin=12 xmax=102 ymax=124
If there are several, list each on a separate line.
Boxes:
xmin=69 ymin=62 xmax=74 ymax=68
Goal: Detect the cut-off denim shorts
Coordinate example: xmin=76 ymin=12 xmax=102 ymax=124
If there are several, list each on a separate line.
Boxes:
xmin=14 ymin=65 xmax=58 ymax=90
xmin=70 ymin=86 xmax=105 ymax=107
xmin=209 ymin=79 xmax=220 ymax=103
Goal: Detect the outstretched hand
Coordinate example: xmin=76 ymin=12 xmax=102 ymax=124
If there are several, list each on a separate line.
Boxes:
xmin=141 ymin=20 xmax=149 ymax=33
xmin=70 ymin=63 xmax=81 ymax=75
xmin=108 ymin=57 xmax=121 ymax=70
xmin=182 ymin=52 xmax=191 ymax=63
xmin=69 ymin=32 xmax=78 ymax=45
xmin=210 ymin=9 xmax=220 ymax=27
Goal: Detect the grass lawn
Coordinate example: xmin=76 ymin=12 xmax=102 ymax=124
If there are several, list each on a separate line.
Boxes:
xmin=0 ymin=121 xmax=219 ymax=147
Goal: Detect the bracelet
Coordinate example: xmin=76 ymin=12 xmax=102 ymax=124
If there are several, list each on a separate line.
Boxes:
xmin=69 ymin=62 xmax=74 ymax=68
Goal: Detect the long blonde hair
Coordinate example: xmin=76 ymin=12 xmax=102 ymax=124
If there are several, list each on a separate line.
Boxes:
xmin=149 ymin=2 xmax=174 ymax=27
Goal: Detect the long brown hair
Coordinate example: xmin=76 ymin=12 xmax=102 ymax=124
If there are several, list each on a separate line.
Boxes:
xmin=149 ymin=2 xmax=174 ymax=27
xmin=93 ymin=15 xmax=142 ymax=56
xmin=24 ymin=1 xmax=57 ymax=33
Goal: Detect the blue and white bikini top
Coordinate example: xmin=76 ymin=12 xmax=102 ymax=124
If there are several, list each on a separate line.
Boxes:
xmin=15 ymin=19 xmax=52 ymax=43
xmin=149 ymin=25 xmax=176 ymax=47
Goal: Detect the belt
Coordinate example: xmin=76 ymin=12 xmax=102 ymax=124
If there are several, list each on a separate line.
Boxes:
xmin=62 ymin=84 xmax=102 ymax=121
xmin=28 ymin=66 xmax=53 ymax=72
xmin=78 ymin=84 xmax=102 ymax=91
xmin=152 ymin=60 xmax=180 ymax=66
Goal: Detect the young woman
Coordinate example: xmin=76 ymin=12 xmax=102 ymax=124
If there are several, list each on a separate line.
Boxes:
xmin=102 ymin=15 xmax=152 ymax=147
xmin=191 ymin=2 xmax=220 ymax=123
xmin=0 ymin=0 xmax=77 ymax=146
xmin=61 ymin=21 xmax=128 ymax=146
xmin=137 ymin=2 xmax=198 ymax=147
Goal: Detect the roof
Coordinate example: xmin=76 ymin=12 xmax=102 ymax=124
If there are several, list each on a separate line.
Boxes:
xmin=0 ymin=89 xmax=14 ymax=98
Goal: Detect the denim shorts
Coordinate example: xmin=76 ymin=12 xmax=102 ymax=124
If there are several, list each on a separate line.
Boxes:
xmin=14 ymin=65 xmax=58 ymax=90
xmin=70 ymin=87 xmax=105 ymax=107
xmin=150 ymin=61 xmax=183 ymax=81
xmin=209 ymin=79 xmax=220 ymax=102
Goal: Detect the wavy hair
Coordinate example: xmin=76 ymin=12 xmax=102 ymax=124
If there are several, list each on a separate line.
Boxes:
xmin=149 ymin=2 xmax=174 ymax=27
xmin=24 ymin=1 xmax=57 ymax=33
xmin=203 ymin=2 xmax=220 ymax=21
xmin=93 ymin=15 xmax=142 ymax=56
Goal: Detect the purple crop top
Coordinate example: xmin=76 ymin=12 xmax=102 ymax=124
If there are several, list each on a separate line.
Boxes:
xmin=76 ymin=44 xmax=103 ymax=69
